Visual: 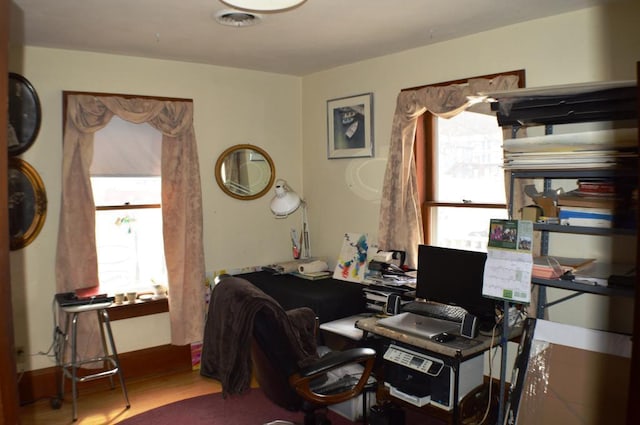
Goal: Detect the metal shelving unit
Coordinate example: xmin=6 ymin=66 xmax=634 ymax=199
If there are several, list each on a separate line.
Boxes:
xmin=491 ymin=80 xmax=638 ymax=425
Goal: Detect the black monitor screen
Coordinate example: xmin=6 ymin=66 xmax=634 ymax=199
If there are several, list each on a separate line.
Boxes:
xmin=416 ymin=244 xmax=496 ymax=323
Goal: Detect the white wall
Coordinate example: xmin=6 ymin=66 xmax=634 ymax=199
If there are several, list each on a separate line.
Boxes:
xmin=302 ymin=3 xmax=640 ymax=335
xmin=9 ymin=1 xmax=640 ymax=372
xmin=8 ymin=47 xmax=303 ymax=370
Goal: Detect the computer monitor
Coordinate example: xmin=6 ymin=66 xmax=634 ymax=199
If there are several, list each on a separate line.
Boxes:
xmin=416 ymin=244 xmax=497 ymax=327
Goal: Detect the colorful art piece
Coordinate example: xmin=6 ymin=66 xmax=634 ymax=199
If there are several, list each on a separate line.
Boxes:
xmin=333 ymin=232 xmax=369 ymax=283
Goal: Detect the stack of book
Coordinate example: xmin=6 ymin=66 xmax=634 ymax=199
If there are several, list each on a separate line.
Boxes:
xmin=557 ymin=178 xmax=636 ymax=228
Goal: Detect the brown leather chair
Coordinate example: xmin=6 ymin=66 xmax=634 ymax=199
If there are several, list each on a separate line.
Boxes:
xmin=201 ymin=275 xmax=376 ymax=425
xmin=251 ymin=306 xmax=376 ymax=425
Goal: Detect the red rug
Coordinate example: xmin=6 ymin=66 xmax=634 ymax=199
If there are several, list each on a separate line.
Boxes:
xmin=118 ymin=388 xmax=357 ymax=425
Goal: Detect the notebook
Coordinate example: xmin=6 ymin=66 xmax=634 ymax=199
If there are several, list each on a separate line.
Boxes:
xmin=376 ymin=312 xmax=458 ymax=339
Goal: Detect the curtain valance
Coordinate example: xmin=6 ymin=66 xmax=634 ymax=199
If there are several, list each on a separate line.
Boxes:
xmin=378 ymin=75 xmax=520 ymax=268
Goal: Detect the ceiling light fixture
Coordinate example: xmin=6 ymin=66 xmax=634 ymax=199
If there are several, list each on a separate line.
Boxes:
xmin=214 ymin=9 xmax=262 ymax=27
xmin=220 ymin=0 xmax=307 ymax=13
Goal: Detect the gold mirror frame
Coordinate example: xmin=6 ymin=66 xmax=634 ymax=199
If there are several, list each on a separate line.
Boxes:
xmin=215 ymin=144 xmax=276 ymax=200
xmin=8 ymin=158 xmax=48 ymax=250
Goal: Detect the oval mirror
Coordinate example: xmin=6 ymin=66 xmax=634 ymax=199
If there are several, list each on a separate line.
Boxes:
xmin=215 ymin=144 xmax=275 ymax=200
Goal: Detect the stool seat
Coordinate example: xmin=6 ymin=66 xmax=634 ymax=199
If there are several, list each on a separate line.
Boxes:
xmin=53 ymin=296 xmax=130 ymax=421
xmin=60 ymin=301 xmax=113 ymax=313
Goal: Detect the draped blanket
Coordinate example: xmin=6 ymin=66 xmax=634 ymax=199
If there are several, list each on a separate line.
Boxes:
xmin=200 ymin=277 xmax=318 ymax=396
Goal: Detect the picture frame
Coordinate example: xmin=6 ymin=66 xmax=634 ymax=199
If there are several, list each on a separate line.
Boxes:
xmin=326 ymin=93 xmax=373 ymax=159
xmin=8 ymin=158 xmax=48 ymax=250
xmin=8 ymin=73 xmax=42 ymax=156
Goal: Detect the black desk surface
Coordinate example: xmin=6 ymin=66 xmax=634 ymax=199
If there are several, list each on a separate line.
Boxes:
xmin=237 ymin=271 xmax=366 ymax=323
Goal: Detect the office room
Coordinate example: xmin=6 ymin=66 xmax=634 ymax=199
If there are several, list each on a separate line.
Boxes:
xmin=2 ymin=0 xmax=640 ymax=424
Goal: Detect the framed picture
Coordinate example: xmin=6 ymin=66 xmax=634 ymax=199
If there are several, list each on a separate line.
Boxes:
xmin=327 ymin=93 xmax=373 ymax=159
xmin=8 ymin=158 xmax=47 ymax=250
xmin=8 ymin=73 xmax=42 ymax=156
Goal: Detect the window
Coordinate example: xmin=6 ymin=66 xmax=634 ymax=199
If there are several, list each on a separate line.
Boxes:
xmin=419 ymin=71 xmax=525 ymax=252
xmin=91 ymin=117 xmax=167 ymax=294
xmin=424 ymin=111 xmax=508 ymax=252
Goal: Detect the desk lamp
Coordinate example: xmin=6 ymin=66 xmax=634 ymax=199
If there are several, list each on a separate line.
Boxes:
xmin=270 ymin=179 xmax=310 ymax=258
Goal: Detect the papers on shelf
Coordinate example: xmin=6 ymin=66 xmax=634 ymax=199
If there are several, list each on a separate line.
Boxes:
xmin=532 ymin=256 xmax=595 ymax=279
xmin=572 ymin=262 xmax=636 ymax=287
xmin=502 ymin=128 xmax=638 ymax=170
xmin=503 ymin=128 xmax=637 ymax=153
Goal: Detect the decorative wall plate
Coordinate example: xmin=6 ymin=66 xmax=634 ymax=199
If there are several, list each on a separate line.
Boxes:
xmin=8 ymin=72 xmax=42 ymax=156
xmin=8 ymin=158 xmax=47 ymax=250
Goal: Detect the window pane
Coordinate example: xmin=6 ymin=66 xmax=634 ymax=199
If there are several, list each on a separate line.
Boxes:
xmin=95 ymin=208 xmax=167 ymax=293
xmin=436 ymin=112 xmax=506 ymax=204
xmin=91 ymin=176 xmax=161 ymax=206
xmin=431 ymin=206 xmax=508 ymax=252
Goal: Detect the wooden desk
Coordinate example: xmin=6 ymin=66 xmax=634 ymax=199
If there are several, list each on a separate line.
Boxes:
xmin=355 ymin=316 xmax=522 ymax=424
xmin=355 ymin=316 xmax=497 ymax=359
xmin=237 ymin=271 xmax=366 ymax=323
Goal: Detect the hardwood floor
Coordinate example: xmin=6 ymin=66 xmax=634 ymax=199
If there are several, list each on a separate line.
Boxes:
xmin=19 ymin=369 xmax=225 ymax=425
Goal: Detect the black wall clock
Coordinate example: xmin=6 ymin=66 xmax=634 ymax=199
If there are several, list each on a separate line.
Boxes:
xmin=8 ymin=72 xmax=42 ymax=156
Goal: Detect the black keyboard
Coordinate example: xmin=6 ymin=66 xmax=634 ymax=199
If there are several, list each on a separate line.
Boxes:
xmin=402 ymin=301 xmax=468 ymax=323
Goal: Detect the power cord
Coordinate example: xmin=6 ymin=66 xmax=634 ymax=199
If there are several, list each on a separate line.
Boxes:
xmin=477 ymin=320 xmax=499 ymax=425
xmin=37 ymin=298 xmax=67 ymax=364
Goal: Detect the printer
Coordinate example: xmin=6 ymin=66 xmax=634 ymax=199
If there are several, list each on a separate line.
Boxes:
xmin=382 ymin=342 xmax=483 ymax=410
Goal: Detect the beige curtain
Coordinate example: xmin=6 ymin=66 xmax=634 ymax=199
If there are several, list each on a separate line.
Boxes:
xmin=378 ymin=76 xmax=521 ymax=269
xmin=56 ymin=95 xmax=205 ymax=362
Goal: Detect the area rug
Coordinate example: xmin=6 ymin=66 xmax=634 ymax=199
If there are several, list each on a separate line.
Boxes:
xmin=118 ymin=388 xmax=356 ymax=425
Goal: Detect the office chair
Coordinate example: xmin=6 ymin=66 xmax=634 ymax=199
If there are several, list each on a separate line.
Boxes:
xmin=201 ymin=276 xmax=376 ymax=425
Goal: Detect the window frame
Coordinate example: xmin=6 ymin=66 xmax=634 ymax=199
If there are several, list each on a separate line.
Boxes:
xmin=61 ymin=91 xmax=182 ymax=319
xmin=413 ymin=70 xmax=526 ymax=243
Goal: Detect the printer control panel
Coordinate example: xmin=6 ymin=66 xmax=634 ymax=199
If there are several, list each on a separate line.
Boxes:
xmin=383 ymin=344 xmax=444 ymax=376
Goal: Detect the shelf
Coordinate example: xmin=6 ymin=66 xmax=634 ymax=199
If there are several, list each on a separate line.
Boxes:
xmin=531 ymin=277 xmax=634 ymax=298
xmin=511 ymin=168 xmax=637 ymax=179
xmin=489 ymin=82 xmax=637 ymax=127
xmin=532 ymin=223 xmax=636 ymax=236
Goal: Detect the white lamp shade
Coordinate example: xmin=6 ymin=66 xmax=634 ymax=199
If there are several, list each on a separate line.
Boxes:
xmin=270 ymin=179 xmax=301 ymax=217
xmin=221 ymin=0 xmax=306 ymax=12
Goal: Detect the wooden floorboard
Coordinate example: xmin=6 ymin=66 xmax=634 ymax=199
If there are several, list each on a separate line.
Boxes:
xmin=19 ymin=369 xmax=225 ymax=425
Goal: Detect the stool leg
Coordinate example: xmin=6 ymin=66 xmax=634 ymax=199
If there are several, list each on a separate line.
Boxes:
xmin=58 ymin=313 xmax=70 ymax=404
xmin=96 ymin=309 xmax=115 ymax=389
xmin=70 ymin=312 xmax=79 ymax=422
xmin=101 ymin=309 xmax=130 ymax=409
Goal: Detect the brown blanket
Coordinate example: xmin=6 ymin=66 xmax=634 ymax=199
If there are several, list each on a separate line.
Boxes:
xmin=200 ymin=276 xmax=318 ymax=396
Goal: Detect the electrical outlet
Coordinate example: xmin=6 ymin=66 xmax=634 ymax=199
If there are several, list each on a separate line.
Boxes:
xmin=15 ymin=347 xmax=25 ymax=365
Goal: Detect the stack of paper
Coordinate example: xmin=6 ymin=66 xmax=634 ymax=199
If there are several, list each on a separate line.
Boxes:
xmin=503 ymin=128 xmax=638 ymax=170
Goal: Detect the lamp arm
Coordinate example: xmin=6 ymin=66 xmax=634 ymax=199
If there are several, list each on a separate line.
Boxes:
xmin=302 ymin=201 xmax=310 ymax=258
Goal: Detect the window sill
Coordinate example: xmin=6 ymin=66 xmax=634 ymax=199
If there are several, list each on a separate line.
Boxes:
xmin=107 ymin=297 xmax=169 ymax=321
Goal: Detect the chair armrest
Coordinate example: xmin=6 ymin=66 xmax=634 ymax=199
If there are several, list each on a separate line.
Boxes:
xmin=289 ymin=347 xmax=376 ymax=405
xmin=297 ymin=347 xmax=375 ymax=378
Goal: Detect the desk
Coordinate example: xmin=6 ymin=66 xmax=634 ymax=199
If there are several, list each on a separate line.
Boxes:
xmin=355 ymin=316 xmax=521 ymax=424
xmin=237 ymin=271 xmax=366 ymax=323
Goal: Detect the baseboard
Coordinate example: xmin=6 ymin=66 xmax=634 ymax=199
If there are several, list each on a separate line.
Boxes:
xmin=18 ymin=343 xmax=192 ymax=405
